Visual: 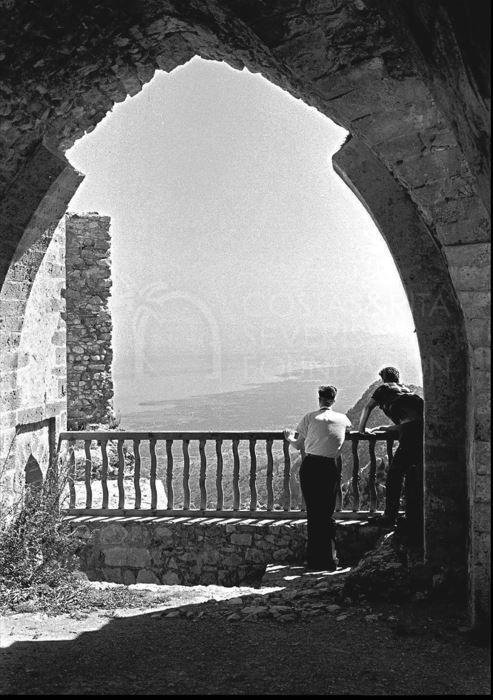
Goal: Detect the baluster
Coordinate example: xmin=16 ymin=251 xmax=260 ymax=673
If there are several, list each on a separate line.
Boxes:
xmin=68 ymin=440 xmax=76 ymax=508
xmin=283 ymin=439 xmax=291 ymax=511
xmin=101 ymin=440 xmax=109 ymax=509
xmin=232 ymin=438 xmax=240 ymax=511
xmin=368 ymin=438 xmax=378 ymax=513
xmin=266 ymin=438 xmax=274 ymax=511
xmin=215 ymin=438 xmax=223 ymax=510
xmin=84 ymin=440 xmax=92 ymax=509
xmin=386 ymin=438 xmax=394 ymax=513
xmin=335 ymin=454 xmax=343 ymax=512
xmin=133 ymin=439 xmax=141 ymax=510
xmin=149 ymin=438 xmax=157 ymax=509
xmin=199 ymin=438 xmax=207 ymax=510
xmin=182 ymin=439 xmax=191 ymax=509
xmin=249 ymin=438 xmax=257 ymax=511
xmin=351 ymin=438 xmax=360 ymax=512
xmin=117 ymin=439 xmax=125 ymax=509
xmin=166 ymin=439 xmax=174 ymax=510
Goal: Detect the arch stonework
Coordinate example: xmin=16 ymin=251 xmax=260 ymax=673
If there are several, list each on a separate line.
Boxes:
xmin=0 ymin=145 xmax=82 ymax=507
xmin=0 ymin=2 xmax=489 ymax=622
xmin=333 ymin=136 xmax=469 ymax=567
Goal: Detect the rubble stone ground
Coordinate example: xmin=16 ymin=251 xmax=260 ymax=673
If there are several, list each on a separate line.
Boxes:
xmin=0 ymin=563 xmax=490 ymax=695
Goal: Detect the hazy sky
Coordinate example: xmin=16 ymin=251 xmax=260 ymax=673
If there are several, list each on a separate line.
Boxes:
xmin=66 ymin=57 xmax=421 ymax=400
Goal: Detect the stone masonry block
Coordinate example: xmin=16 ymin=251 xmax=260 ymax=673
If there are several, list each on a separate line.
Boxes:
xmin=473 ymin=503 xmax=491 ymax=533
xmin=473 ymin=563 xmax=490 ymax=617
xmin=102 ymin=567 xmax=123 ymax=584
xmin=99 ymin=523 xmax=127 ymax=546
xmin=449 ymin=265 xmax=490 ymax=291
xmin=122 ymin=569 xmax=136 ymax=585
xmin=475 ymin=532 xmax=491 ymax=564
xmin=126 ymin=524 xmax=151 ymax=547
xmin=104 ymin=546 xmax=151 ymax=568
xmin=230 ymin=533 xmax=252 ymax=546
xmin=445 ymin=243 xmax=490 ymax=269
xmin=244 ymin=548 xmax=266 ymax=564
xmin=467 ymin=317 xmax=491 ymax=347
xmin=475 ymin=413 xmax=491 ymax=444
xmin=458 ymin=291 xmax=490 ymax=320
xmin=473 ymin=370 xmax=491 ymax=394
xmin=394 ymin=148 xmax=462 ymax=188
xmin=475 ymin=441 xmax=491 ymax=475
xmin=474 ymin=473 xmax=491 ymax=503
xmin=154 ymin=525 xmax=174 ymax=541
xmin=136 ymin=569 xmax=160 ymax=584
xmin=436 ymin=216 xmax=490 ymax=245
xmin=473 ymin=347 xmax=491 ymax=371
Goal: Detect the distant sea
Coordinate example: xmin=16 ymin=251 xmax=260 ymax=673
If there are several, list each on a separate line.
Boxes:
xmin=115 ymin=336 xmax=422 ymax=432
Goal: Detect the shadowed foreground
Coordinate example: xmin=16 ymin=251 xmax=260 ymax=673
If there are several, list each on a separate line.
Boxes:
xmin=1 ymin=576 xmax=490 ymax=696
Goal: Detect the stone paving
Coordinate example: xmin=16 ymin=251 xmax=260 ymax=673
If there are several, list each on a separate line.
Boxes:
xmin=0 ymin=564 xmax=337 ymax=643
xmin=152 ymin=564 xmax=354 ymax=624
xmin=0 ymin=564 xmax=363 ymax=645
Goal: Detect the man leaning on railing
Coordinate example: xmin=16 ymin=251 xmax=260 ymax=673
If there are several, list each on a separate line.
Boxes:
xmin=284 ymin=385 xmax=351 ymax=571
xmin=359 ymin=366 xmax=424 ymax=544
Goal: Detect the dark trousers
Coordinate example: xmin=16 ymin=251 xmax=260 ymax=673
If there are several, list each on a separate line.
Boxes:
xmin=384 ymin=420 xmax=424 ymax=546
xmin=299 ymin=455 xmax=339 ymax=568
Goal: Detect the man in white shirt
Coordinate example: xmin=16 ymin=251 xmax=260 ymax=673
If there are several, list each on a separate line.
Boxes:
xmin=285 ymin=385 xmax=351 ymax=570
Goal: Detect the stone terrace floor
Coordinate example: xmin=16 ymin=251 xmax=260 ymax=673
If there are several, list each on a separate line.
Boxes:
xmin=1 ymin=564 xmax=490 ymax=695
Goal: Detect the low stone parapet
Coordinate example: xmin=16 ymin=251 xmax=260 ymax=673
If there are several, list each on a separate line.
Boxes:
xmin=66 ymin=515 xmax=384 ymax=587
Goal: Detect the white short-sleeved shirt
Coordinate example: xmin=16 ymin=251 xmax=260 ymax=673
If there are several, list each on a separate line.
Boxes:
xmin=296 ymin=407 xmax=351 ymax=458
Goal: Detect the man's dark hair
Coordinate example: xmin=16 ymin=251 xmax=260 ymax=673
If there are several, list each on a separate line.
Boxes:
xmin=379 ymin=366 xmax=400 ymax=383
xmin=318 ymin=385 xmax=337 ymax=404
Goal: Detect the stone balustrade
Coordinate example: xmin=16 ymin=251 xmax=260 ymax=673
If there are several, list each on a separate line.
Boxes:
xmin=58 ymin=429 xmax=396 ymax=515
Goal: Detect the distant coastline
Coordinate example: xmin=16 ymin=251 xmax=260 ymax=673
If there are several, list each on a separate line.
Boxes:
xmin=115 ymin=334 xmax=422 ymax=431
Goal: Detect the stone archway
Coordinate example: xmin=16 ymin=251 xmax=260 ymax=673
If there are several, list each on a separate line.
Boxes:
xmin=0 ymin=2 xmax=489 ymax=622
xmin=333 ymin=136 xmax=469 ymax=566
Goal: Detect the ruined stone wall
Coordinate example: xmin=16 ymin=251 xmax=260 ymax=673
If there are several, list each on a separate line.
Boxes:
xmin=65 ymin=214 xmax=114 ymax=429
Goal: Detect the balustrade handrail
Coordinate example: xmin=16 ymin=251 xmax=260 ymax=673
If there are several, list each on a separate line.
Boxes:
xmin=58 ymin=430 xmax=392 ymax=441
xmin=57 ymin=429 xmax=396 ymax=516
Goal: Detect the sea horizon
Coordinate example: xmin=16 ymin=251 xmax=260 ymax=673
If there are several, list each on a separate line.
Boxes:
xmin=114 ymin=335 xmax=422 ymax=432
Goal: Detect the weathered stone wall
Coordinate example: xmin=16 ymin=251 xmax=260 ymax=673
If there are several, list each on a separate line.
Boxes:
xmin=446 ymin=242 xmax=491 ymax=623
xmin=65 ymin=214 xmax=114 ymax=429
xmin=0 ymin=217 xmax=67 ymax=505
xmin=0 ymin=145 xmax=81 ymax=506
xmin=377 ymin=0 xmax=491 ymax=213
xmin=68 ymin=515 xmax=384 ymax=586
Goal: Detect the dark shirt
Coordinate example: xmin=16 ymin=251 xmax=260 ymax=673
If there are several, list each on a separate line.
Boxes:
xmin=371 ymin=382 xmax=413 ymax=423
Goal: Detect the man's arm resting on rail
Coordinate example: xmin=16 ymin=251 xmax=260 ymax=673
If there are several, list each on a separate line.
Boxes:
xmin=358 ymin=398 xmax=377 ymax=432
xmin=369 ymin=423 xmax=400 ymax=436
